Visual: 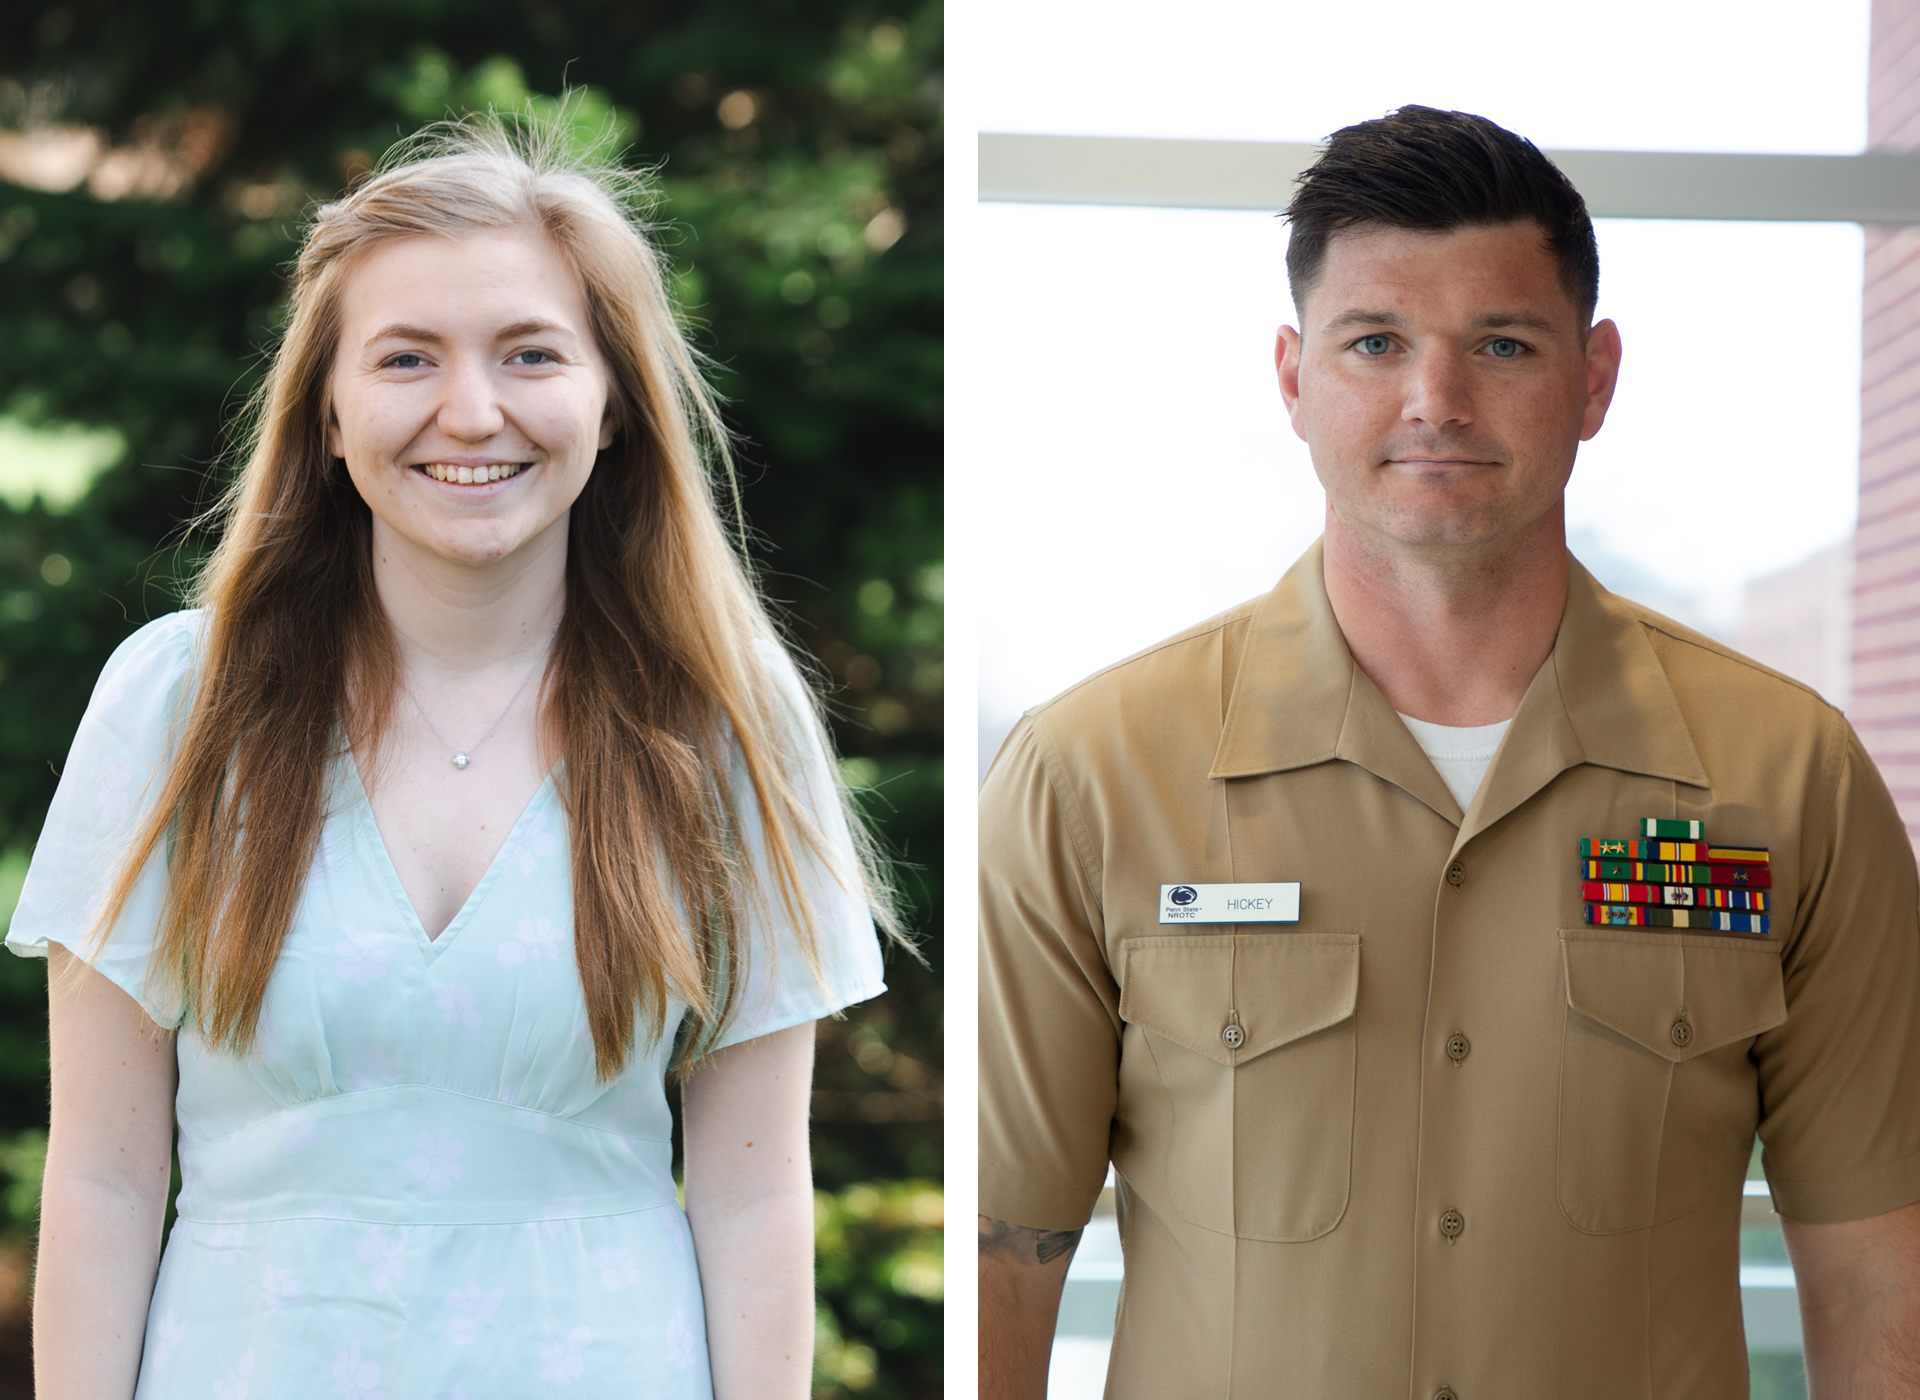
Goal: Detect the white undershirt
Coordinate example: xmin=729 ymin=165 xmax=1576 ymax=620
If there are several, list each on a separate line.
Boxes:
xmin=1396 ymin=713 xmax=1513 ymax=813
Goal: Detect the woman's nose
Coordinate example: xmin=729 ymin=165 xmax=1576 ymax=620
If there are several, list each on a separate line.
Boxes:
xmin=437 ymin=359 xmax=506 ymax=441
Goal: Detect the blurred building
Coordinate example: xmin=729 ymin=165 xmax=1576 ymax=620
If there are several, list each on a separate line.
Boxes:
xmin=1852 ymin=0 xmax=1920 ymax=841
xmin=1738 ymin=539 xmax=1854 ymax=708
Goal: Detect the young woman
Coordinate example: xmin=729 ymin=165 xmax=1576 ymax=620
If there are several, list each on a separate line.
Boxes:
xmin=13 ymin=120 xmax=895 ymax=1398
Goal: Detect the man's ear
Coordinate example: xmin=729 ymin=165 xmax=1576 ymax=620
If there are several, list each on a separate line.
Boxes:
xmin=1276 ymin=325 xmax=1309 ymax=444
xmin=1580 ymin=319 xmax=1622 ymax=443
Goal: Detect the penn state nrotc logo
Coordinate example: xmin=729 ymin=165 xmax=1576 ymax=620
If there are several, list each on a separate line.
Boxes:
xmin=1169 ymin=885 xmax=1198 ymax=906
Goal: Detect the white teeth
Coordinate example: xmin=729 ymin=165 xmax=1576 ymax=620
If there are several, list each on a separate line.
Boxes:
xmin=419 ymin=462 xmax=526 ymax=483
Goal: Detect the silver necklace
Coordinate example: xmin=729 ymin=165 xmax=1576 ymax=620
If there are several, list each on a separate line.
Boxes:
xmin=401 ymin=628 xmax=559 ymax=770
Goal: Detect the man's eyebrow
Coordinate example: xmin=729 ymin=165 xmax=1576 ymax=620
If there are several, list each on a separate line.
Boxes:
xmin=1471 ymin=311 xmax=1560 ymax=334
xmin=1322 ymin=309 xmax=1406 ymax=333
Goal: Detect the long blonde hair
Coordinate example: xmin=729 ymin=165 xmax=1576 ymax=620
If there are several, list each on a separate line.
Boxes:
xmin=92 ymin=117 xmax=898 ymax=1077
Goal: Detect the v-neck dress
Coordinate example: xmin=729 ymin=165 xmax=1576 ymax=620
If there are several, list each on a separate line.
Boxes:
xmin=7 ymin=611 xmax=887 ymax=1398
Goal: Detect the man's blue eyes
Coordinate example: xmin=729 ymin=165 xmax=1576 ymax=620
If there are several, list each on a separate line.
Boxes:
xmin=1352 ymin=336 xmax=1523 ymax=357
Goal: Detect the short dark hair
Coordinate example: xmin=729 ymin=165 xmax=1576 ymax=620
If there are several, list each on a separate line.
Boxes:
xmin=1285 ymin=106 xmax=1599 ymax=326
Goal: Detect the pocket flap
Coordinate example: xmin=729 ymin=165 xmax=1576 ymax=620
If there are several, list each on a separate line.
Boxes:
xmin=1121 ymin=934 xmax=1360 ymax=1066
xmin=1561 ymin=929 xmax=1787 ymax=1063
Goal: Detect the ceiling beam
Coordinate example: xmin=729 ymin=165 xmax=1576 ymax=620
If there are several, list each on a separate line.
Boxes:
xmin=979 ymin=133 xmax=1920 ymax=224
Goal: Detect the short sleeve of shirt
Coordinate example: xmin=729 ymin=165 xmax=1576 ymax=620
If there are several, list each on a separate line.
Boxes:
xmin=1754 ymin=715 xmax=1920 ymax=1224
xmin=5 ymin=611 xmax=204 ymax=1028
xmin=708 ymin=639 xmax=886 ymax=1050
xmin=977 ymin=714 xmax=1120 ymax=1232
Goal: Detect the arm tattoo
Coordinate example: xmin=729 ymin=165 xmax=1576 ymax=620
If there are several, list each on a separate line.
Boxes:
xmin=979 ymin=1215 xmax=1083 ymax=1266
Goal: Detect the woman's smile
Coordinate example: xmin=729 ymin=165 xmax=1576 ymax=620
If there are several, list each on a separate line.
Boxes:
xmin=414 ymin=460 xmax=531 ymax=484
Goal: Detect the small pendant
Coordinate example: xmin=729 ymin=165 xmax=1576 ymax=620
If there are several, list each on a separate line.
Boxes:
xmin=453 ymin=753 xmax=470 ymax=770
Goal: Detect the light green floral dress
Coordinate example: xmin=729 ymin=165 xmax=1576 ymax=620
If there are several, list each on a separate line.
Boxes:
xmin=7 ymin=612 xmax=886 ymax=1398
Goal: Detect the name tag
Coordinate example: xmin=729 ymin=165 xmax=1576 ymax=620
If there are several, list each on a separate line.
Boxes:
xmin=1159 ymin=883 xmax=1301 ymax=924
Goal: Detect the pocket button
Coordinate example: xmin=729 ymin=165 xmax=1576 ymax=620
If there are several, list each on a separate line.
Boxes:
xmin=1222 ymin=1023 xmax=1245 ymax=1050
xmin=1446 ymin=1032 xmax=1470 ymax=1063
xmin=1435 ymin=1390 xmax=1459 ymax=1400
xmin=1670 ymin=1017 xmax=1693 ymax=1048
xmin=1439 ymin=1208 xmax=1464 ymax=1239
xmin=1446 ymin=860 xmax=1466 ymax=888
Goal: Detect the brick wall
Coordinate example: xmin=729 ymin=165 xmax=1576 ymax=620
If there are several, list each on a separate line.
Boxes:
xmin=1853 ymin=0 xmax=1920 ymax=841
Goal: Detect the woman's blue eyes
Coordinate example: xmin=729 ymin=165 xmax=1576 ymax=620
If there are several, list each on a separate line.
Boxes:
xmin=384 ymin=350 xmax=557 ymax=369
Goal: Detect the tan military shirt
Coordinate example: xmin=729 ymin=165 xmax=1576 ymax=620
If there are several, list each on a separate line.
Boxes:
xmin=978 ymin=542 xmax=1920 ymax=1400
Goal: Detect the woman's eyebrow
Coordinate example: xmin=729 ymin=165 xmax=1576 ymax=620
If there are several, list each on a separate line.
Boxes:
xmin=494 ymin=319 xmax=574 ymax=342
xmin=362 ymin=319 xmax=577 ymax=348
xmin=365 ymin=322 xmax=441 ymax=347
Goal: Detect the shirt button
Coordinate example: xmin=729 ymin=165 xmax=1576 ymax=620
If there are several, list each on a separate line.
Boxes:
xmin=1435 ymin=1389 xmax=1459 ymax=1400
xmin=1440 ymin=1208 xmax=1465 ymax=1240
xmin=1446 ymin=1032 xmax=1470 ymax=1063
xmin=1670 ymin=1017 xmax=1693 ymax=1048
xmin=1222 ymin=1023 xmax=1245 ymax=1049
xmin=1446 ymin=860 xmax=1466 ymax=888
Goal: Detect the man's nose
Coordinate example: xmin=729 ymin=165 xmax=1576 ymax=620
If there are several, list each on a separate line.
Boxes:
xmin=438 ymin=358 xmax=506 ymax=441
xmin=1401 ymin=350 xmax=1474 ymax=429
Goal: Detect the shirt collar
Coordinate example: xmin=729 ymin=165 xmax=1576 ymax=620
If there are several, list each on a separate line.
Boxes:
xmin=1210 ymin=541 xmax=1710 ymax=834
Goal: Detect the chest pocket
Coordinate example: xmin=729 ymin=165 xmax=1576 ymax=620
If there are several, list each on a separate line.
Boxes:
xmin=1120 ymin=934 xmax=1359 ymax=1242
xmin=1557 ymin=929 xmax=1787 ymax=1234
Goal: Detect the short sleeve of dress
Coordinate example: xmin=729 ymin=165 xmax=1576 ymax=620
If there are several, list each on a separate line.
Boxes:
xmin=5 ymin=611 xmax=204 ymax=1028
xmin=709 ymin=639 xmax=887 ymax=1050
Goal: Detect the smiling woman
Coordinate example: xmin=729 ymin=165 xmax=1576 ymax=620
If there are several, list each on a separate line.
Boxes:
xmin=11 ymin=119 xmax=900 ymax=1399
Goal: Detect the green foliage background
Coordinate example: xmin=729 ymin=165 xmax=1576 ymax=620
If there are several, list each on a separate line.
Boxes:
xmin=0 ymin=2 xmax=942 ymax=1394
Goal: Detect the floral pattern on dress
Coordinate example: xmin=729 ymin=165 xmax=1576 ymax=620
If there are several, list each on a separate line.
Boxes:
xmin=212 ymin=1347 xmax=254 ymax=1400
xmin=666 ymin=1308 xmax=698 ymax=1372
xmin=445 ymin=1278 xmax=505 ymax=1345
xmin=537 ymin=1325 xmax=592 ymax=1386
xmin=355 ymin=1227 xmax=405 ymax=1291
xmin=498 ymin=916 xmax=561 ymax=970
xmin=150 ymin=1310 xmax=185 ymax=1371
xmin=331 ymin=1342 xmax=383 ymax=1398
xmin=432 ymin=979 xmax=481 ymax=1038
xmin=594 ymin=1247 xmax=640 ymax=1293
xmin=514 ymin=809 xmax=559 ymax=875
xmin=334 ymin=923 xmax=392 ymax=986
xmin=261 ymin=1264 xmax=302 ymax=1313
xmin=339 ymin=1047 xmax=400 ymax=1093
xmin=405 ymin=1125 xmax=465 ymax=1196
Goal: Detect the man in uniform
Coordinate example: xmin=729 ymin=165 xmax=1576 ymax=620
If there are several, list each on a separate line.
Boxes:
xmin=978 ymin=107 xmax=1920 ymax=1398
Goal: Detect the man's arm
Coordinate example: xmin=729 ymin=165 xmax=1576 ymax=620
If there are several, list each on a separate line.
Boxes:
xmin=1784 ymin=1199 xmax=1920 ymax=1398
xmin=979 ymin=1216 xmax=1082 ymax=1400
